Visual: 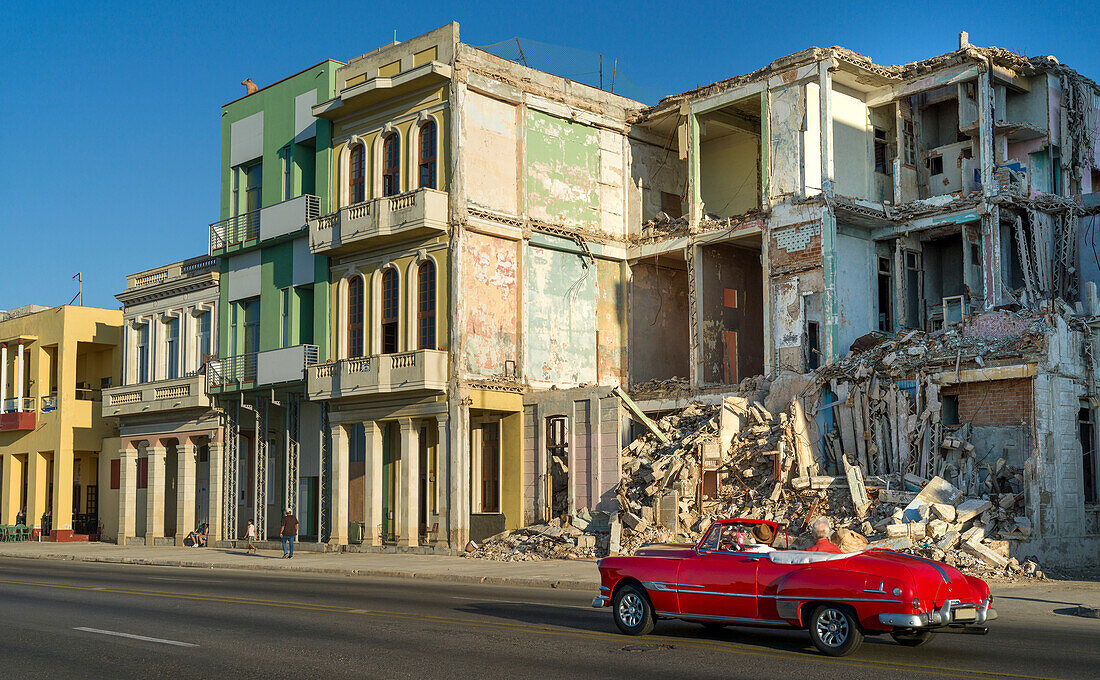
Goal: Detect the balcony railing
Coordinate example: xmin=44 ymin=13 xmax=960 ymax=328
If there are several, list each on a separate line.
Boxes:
xmin=40 ymin=395 xmax=57 ymax=412
xmin=210 ymin=194 xmax=320 ymax=254
xmin=309 ymin=188 xmax=448 ymax=254
xmin=207 ymin=344 xmax=319 ymax=391
xmin=2 ymin=397 xmax=36 ymax=413
xmin=103 ymin=375 xmax=209 ymax=417
xmin=307 ymin=349 xmax=447 ymax=399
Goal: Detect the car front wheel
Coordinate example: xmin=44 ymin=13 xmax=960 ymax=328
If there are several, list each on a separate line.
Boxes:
xmin=808 ymin=604 xmax=864 ymax=657
xmin=612 ymin=584 xmax=656 ymax=636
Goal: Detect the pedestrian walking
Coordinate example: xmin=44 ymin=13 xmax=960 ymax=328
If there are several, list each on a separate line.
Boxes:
xmin=245 ymin=519 xmax=257 ymax=555
xmin=280 ymin=509 xmax=298 ymax=559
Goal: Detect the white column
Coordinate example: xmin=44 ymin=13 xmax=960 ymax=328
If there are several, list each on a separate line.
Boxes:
xmin=434 ymin=416 xmax=448 ymax=546
xmin=330 ymin=423 xmax=349 ymax=545
xmin=363 ymin=421 xmax=383 ymax=546
xmin=117 ymin=446 xmax=137 ymax=544
xmin=145 ymin=443 xmax=167 ymax=542
xmin=16 ymin=340 xmax=24 ymax=411
xmin=207 ymin=440 xmax=224 ymax=543
xmin=176 ymin=438 xmax=197 ymax=543
xmin=0 ymin=343 xmax=7 ymax=410
xmin=398 ymin=419 xmax=419 ymax=547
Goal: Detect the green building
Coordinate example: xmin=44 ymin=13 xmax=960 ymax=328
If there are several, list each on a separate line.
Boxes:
xmin=207 ymin=61 xmax=341 ymax=543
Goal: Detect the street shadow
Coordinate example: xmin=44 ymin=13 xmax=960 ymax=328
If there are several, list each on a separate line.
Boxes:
xmin=452 ymin=601 xmax=892 ymax=655
xmin=996 ymin=595 xmax=1086 ymax=607
xmin=1052 ymin=606 xmax=1100 ymax=619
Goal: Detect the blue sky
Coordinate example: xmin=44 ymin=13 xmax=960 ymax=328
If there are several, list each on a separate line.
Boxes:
xmin=2 ymin=0 xmax=1097 ymax=310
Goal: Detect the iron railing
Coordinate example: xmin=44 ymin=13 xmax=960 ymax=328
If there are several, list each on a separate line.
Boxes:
xmin=2 ymin=397 xmax=36 ymax=413
xmin=210 ymin=195 xmax=320 ymax=252
xmin=207 ymin=353 xmax=258 ymax=390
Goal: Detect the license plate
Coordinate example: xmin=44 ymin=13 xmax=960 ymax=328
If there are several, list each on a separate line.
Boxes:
xmin=953 ymin=608 xmax=977 ymax=622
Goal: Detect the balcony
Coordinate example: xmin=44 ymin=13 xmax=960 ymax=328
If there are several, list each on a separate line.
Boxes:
xmin=0 ymin=398 xmax=36 ymax=431
xmin=309 ymin=188 xmax=448 ymax=255
xmin=207 ymin=344 xmax=319 ymax=393
xmin=209 ymin=194 xmax=320 ymax=256
xmin=103 ymin=375 xmax=210 ymax=418
xmin=307 ymin=349 xmax=448 ymax=400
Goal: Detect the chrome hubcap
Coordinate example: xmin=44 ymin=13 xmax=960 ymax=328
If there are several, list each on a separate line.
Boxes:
xmin=816 ymin=609 xmax=849 ymax=647
xmin=618 ymin=593 xmax=644 ymax=628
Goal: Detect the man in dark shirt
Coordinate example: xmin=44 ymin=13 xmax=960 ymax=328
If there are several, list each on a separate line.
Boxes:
xmin=280 ymin=509 xmax=299 ymax=558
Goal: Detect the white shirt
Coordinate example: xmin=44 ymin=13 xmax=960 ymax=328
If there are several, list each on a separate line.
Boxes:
xmin=246 ymin=525 xmax=257 ymax=538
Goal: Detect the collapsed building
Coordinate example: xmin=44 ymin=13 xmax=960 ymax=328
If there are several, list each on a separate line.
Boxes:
xmin=471 ymin=32 xmax=1100 ymax=568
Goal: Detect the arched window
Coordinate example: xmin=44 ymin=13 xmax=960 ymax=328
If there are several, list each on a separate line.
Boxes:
xmin=382 ymin=133 xmax=400 ymax=197
xmin=349 ymin=144 xmax=366 ymax=204
xmin=347 ymin=276 xmax=364 ymax=358
xmin=381 ymin=269 xmax=399 ymax=354
xmin=418 ymin=120 xmax=437 ymax=190
xmin=417 ymin=260 xmax=436 ymax=350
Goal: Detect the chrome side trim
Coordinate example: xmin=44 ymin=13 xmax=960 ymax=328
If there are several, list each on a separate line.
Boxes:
xmin=599 ymin=586 xmax=610 ymax=592
xmin=864 ymin=581 xmax=886 ymax=594
xmin=760 ymin=595 xmax=904 ymax=604
xmin=656 ymin=611 xmax=791 ymax=627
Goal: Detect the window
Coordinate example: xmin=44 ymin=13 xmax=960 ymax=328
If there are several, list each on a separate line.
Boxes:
xmin=280 ymin=288 xmax=291 ymax=348
xmin=1081 ymin=402 xmax=1097 ymax=505
xmin=242 ymin=298 xmax=261 ymax=354
xmin=382 ymin=133 xmax=400 ymax=197
xmin=165 ymin=318 xmax=179 ymax=380
xmin=874 ymin=128 xmax=890 ymax=175
xmin=281 ymin=146 xmax=294 ymax=200
xmin=137 ymin=457 xmax=149 ymax=489
xmin=418 ymin=121 xmax=437 ymax=189
xmin=928 ymin=156 xmax=944 ymax=177
xmin=242 ymin=161 xmax=262 ymax=213
xmin=197 ymin=313 xmax=211 ymax=367
xmin=479 ymin=423 xmax=500 ymax=513
xmin=660 ymin=191 xmax=682 ymax=219
xmin=905 ymin=250 xmax=923 ymax=329
xmin=902 ymin=119 xmax=916 ymax=166
xmin=349 ymin=144 xmax=366 ymax=204
xmin=381 ymin=269 xmax=398 ymax=354
xmin=416 ymin=261 xmax=436 ymax=350
xmin=347 ymin=276 xmax=364 ymax=358
xmin=877 ymin=256 xmax=893 ymax=333
xmin=136 ymin=324 xmax=150 ymax=383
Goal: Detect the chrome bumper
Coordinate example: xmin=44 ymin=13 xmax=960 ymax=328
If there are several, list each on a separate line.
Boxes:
xmin=592 ymin=586 xmax=611 ymax=608
xmin=879 ymin=598 xmax=997 ymax=628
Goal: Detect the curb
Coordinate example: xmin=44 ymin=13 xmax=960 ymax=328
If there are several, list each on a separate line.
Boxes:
xmin=0 ymin=551 xmax=597 ymax=592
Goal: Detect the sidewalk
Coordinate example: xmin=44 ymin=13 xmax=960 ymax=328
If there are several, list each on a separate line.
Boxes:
xmin=0 ymin=540 xmax=599 ymax=591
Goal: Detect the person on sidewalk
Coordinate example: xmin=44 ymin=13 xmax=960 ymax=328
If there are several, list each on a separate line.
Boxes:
xmin=280 ymin=509 xmax=298 ymax=559
xmin=245 ymin=519 xmax=257 ymax=555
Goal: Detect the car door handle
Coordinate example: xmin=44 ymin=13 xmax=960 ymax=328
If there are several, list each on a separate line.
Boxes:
xmin=740 ymin=557 xmax=760 ymax=562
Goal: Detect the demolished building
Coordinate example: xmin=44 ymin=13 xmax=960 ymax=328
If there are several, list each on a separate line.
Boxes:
xmin=474 ymin=32 xmax=1100 ymax=568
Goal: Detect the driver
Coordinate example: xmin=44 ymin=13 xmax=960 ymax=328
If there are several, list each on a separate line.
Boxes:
xmin=719 ymin=523 xmax=775 ymax=553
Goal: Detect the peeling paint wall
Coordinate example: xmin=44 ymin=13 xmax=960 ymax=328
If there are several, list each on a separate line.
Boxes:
xmin=629 ymin=261 xmax=689 ymax=383
xmin=463 ymin=91 xmax=519 ymax=214
xmin=700 ymin=244 xmax=764 ymax=384
xmin=523 ymin=235 xmax=597 ymax=385
xmin=596 ymin=259 xmax=625 ymax=385
xmin=769 ymin=83 xmax=806 ymax=199
xmin=832 ymin=86 xmax=873 ymax=199
xmin=463 ymin=231 xmax=519 ymax=376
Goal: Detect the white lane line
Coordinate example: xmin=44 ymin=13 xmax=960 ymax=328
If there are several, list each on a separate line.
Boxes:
xmin=90 ymin=587 xmax=108 ymax=591
xmin=73 ymin=627 xmax=198 ymax=647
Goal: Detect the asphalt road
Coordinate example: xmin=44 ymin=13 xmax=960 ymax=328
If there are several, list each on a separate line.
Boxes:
xmin=0 ymin=557 xmax=1096 ymax=680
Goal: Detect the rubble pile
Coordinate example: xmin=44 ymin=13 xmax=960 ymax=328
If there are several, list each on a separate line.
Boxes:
xmin=468 ymin=320 xmax=1051 ymax=579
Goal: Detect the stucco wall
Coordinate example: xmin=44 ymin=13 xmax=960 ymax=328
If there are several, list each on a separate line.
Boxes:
xmin=463 ymin=231 xmax=518 ymax=377
xmin=832 ymin=86 xmax=872 ymax=199
xmin=699 ymin=244 xmax=764 ymax=384
xmin=629 ymin=261 xmax=689 ymax=383
xmin=699 ymin=130 xmax=759 ymax=217
xmin=836 ymin=230 xmax=876 ymax=353
xmin=524 ymin=235 xmax=597 ymax=386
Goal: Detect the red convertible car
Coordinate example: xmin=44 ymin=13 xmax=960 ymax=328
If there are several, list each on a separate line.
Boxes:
xmin=594 ymin=518 xmax=997 ymax=656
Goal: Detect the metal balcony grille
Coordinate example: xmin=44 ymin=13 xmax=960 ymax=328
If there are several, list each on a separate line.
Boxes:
xmin=207 ymin=353 xmax=258 ymax=390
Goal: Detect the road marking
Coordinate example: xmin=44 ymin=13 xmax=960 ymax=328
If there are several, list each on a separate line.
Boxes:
xmin=0 ymin=578 xmax=1070 ymax=680
xmin=450 ymin=595 xmax=591 ymax=611
xmin=73 ymin=627 xmax=197 ymax=647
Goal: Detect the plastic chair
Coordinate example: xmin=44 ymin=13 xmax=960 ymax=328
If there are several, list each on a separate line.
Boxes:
xmin=13 ymin=524 xmax=29 ymax=541
xmin=0 ymin=525 xmax=9 ymax=541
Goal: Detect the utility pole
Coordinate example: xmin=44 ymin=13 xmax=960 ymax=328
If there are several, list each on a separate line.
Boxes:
xmin=515 ymin=37 xmax=527 ymax=67
xmin=612 ymin=58 xmax=617 ymax=94
xmin=70 ymin=272 xmax=83 ymax=306
xmin=600 ymin=54 xmax=603 ymax=90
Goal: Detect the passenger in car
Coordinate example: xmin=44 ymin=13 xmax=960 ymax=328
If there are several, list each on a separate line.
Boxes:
xmin=805 ymin=518 xmax=842 ymax=553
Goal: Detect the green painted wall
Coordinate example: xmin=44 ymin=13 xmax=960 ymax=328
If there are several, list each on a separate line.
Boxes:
xmin=524 ymin=110 xmax=600 ymax=228
xmin=216 ymin=62 xmax=340 ymax=373
xmin=524 ymin=234 xmax=597 ymax=385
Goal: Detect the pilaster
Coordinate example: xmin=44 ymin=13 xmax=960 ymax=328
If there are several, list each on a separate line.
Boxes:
xmin=397 ymin=418 xmax=419 ymax=547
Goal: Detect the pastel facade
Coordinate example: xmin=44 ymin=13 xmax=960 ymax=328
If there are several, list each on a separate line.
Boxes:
xmin=0 ymin=305 xmax=121 ymax=540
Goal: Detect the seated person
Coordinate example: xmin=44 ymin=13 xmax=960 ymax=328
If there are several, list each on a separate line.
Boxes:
xmin=805 ymin=518 xmax=842 ymax=553
xmin=187 ymin=523 xmax=209 ymax=548
xmin=718 ymin=523 xmax=775 ymax=553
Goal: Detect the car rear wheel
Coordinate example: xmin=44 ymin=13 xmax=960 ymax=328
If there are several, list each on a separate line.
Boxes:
xmin=808 ymin=604 xmax=864 ymax=657
xmin=612 ymin=585 xmax=655 ymax=636
xmin=891 ymin=630 xmax=936 ymax=647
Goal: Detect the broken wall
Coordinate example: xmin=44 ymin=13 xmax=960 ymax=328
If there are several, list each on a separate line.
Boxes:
xmin=836 ymin=229 xmax=876 ymax=352
xmin=596 ymin=259 xmax=626 ymax=385
xmin=832 ymin=85 xmax=873 ymax=199
xmin=629 ymin=261 xmax=689 ymax=383
xmin=523 ymin=234 xmax=597 ymax=385
xmin=770 ymin=82 xmax=816 ymax=199
xmin=699 ymin=129 xmax=758 ymax=216
xmin=464 ymin=230 xmax=519 ymax=376
xmin=628 ymin=134 xmax=687 ymax=224
xmin=699 ymin=244 xmax=764 ymax=384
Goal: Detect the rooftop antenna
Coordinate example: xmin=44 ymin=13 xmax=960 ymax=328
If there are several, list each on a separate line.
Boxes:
xmin=394 ymin=29 xmax=397 ymax=43
xmin=70 ymin=272 xmax=83 ymax=306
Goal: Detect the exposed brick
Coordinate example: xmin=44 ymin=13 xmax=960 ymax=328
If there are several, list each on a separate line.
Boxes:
xmin=942 ymin=377 xmax=1033 ymax=426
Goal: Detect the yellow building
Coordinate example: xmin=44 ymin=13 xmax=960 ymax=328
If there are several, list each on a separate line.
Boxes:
xmin=0 ymin=304 xmax=121 ymax=540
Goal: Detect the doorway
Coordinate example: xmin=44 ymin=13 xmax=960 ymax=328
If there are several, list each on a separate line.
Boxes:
xmin=546 ymin=416 xmax=569 ymax=520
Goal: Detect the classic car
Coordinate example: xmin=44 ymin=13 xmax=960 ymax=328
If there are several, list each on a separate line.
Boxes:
xmin=593 ymin=517 xmax=997 ymax=656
